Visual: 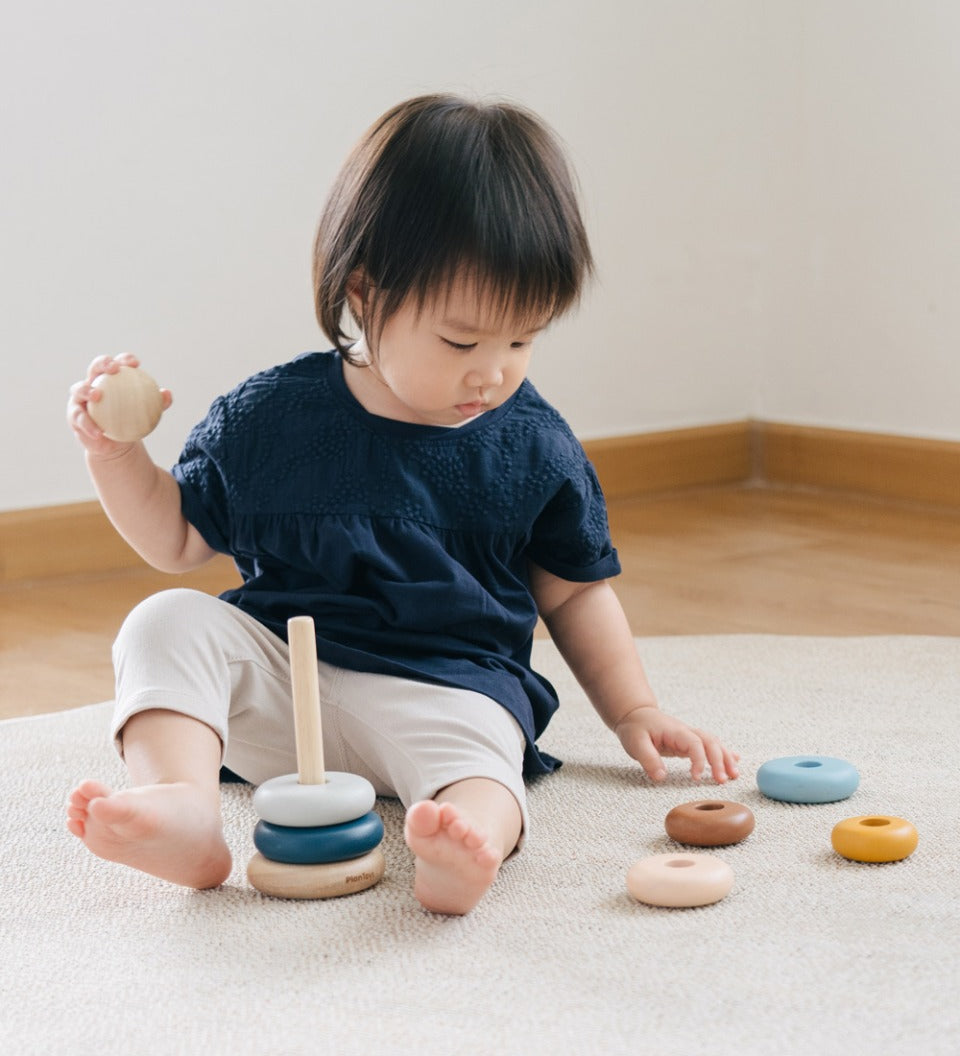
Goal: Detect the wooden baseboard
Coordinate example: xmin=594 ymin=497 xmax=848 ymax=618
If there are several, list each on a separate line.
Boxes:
xmin=582 ymin=421 xmax=757 ymax=500
xmin=0 ymin=501 xmax=143 ymax=583
xmin=583 ymin=419 xmax=960 ymax=510
xmin=758 ymin=423 xmax=960 ymax=510
xmin=2 ymin=421 xmax=958 ymax=582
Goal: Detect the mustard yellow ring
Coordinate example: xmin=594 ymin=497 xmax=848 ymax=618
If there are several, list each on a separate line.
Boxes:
xmin=831 ymin=815 xmax=918 ymax=863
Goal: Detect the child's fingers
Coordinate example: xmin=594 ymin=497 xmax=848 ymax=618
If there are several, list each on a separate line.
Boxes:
xmin=684 ymin=735 xmax=709 ymax=782
xmin=699 ymin=733 xmax=731 ymax=783
xmin=630 ymin=732 xmax=667 ymax=782
xmin=723 ymin=747 xmax=741 ymax=780
xmin=85 ymin=352 xmax=140 ymax=382
xmin=85 ymin=354 xmax=117 ymax=380
xmin=67 ymin=381 xmax=104 ymax=440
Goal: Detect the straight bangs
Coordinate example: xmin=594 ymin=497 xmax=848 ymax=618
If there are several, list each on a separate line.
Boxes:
xmin=314 ymin=96 xmax=592 ymax=357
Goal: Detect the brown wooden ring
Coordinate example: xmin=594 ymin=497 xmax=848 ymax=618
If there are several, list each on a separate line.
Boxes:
xmin=664 ymin=800 xmax=755 ymax=847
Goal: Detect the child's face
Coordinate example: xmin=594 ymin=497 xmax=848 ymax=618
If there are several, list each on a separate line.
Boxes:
xmin=351 ymin=276 xmax=546 ymax=427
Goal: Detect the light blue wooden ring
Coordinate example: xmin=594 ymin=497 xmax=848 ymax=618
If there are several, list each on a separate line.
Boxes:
xmin=757 ymin=755 xmax=859 ymax=803
xmin=254 ymin=812 xmax=384 ymax=865
xmin=253 ymin=771 xmax=376 ymax=827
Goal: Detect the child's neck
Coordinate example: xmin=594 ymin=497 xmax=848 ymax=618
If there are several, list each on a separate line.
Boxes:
xmin=341 ymin=354 xmax=420 ymax=425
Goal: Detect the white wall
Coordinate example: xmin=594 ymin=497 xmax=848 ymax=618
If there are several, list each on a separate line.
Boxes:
xmin=2 ymin=2 xmax=957 ymax=513
xmin=759 ymin=1 xmax=960 ymax=439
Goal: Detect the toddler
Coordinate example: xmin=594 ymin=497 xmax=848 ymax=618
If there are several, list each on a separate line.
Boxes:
xmin=66 ymin=94 xmax=738 ymax=915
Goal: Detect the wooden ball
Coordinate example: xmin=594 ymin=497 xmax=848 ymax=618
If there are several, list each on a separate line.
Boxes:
xmin=247 ymin=846 xmax=385 ymax=899
xmin=626 ymin=853 xmax=734 ymax=908
xmin=89 ymin=365 xmax=163 ymax=442
xmin=665 ymin=800 xmax=755 ymax=846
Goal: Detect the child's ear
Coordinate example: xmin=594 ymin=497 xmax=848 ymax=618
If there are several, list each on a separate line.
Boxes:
xmin=346 ymin=269 xmax=369 ymax=319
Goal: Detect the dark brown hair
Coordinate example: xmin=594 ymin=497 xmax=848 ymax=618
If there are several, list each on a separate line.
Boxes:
xmin=313 ymin=94 xmax=593 ymax=360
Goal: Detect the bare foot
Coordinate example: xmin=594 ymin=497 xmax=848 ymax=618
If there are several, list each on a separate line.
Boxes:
xmin=404 ymin=799 xmax=503 ymax=915
xmin=66 ymin=778 xmax=232 ymax=889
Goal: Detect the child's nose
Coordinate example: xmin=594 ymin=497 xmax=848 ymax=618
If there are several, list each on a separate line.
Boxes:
xmin=465 ymin=361 xmax=503 ymax=390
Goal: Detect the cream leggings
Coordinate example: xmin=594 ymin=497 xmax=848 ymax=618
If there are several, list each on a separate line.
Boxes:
xmin=110 ymin=589 xmax=528 ymax=831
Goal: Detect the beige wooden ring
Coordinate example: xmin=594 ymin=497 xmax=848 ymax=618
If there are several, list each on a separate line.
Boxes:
xmin=247 ymin=846 xmax=385 ymax=900
xmin=664 ymin=800 xmax=755 ymax=846
xmin=88 ymin=366 xmax=164 ymax=442
xmin=626 ymin=853 xmax=734 ymax=907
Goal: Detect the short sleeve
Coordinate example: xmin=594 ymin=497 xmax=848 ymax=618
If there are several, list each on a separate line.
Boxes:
xmin=171 ymin=395 xmax=234 ymax=554
xmin=526 ymin=457 xmax=621 ymax=582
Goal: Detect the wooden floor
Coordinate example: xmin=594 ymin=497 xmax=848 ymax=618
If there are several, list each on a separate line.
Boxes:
xmin=2 ymin=485 xmax=958 ymax=721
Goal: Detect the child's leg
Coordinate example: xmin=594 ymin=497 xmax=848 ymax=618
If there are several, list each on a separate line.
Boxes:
xmin=67 ymin=709 xmax=231 ymax=889
xmin=67 ymin=588 xmax=304 ymax=889
xmin=326 ymin=669 xmax=529 ymax=915
xmin=405 ymin=777 xmax=523 ymax=915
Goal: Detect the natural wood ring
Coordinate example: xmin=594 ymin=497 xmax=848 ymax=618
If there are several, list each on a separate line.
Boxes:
xmin=248 ymin=847 xmax=385 ymax=899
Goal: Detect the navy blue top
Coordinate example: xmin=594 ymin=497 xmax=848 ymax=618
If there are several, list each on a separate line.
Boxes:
xmin=173 ymin=351 xmax=620 ymax=775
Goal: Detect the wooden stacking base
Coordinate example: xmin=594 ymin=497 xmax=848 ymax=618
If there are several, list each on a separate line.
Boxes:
xmin=247 ymin=846 xmax=385 ymax=900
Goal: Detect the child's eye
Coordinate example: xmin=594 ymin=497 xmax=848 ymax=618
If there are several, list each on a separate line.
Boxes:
xmin=442 ymin=339 xmax=477 ymax=351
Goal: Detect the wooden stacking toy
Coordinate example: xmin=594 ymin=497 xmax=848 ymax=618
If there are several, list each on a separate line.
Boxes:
xmin=627 ymin=853 xmax=734 ymax=908
xmin=831 ymin=815 xmax=918 ymax=863
xmin=665 ymin=800 xmax=755 ymax=847
xmin=757 ymin=755 xmax=860 ymax=804
xmin=247 ymin=616 xmax=385 ymax=899
xmin=88 ymin=365 xmax=164 ymax=442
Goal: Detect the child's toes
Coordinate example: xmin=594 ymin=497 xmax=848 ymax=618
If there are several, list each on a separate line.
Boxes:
xmin=446 ymin=816 xmax=470 ymax=841
xmin=437 ymin=801 xmax=461 ymax=828
xmin=462 ymin=826 xmax=488 ymax=851
xmin=475 ymin=843 xmax=502 ymax=869
xmin=73 ymin=779 xmax=112 ymax=806
xmin=404 ymin=799 xmax=443 ymax=839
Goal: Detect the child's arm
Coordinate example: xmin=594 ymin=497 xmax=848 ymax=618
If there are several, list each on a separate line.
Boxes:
xmin=68 ymin=355 xmax=216 ymax=573
xmin=530 ymin=564 xmax=739 ymax=784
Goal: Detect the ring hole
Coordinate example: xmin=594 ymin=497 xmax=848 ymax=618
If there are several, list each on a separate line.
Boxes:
xmin=860 ymin=818 xmax=891 ymax=827
xmin=795 ymin=761 xmax=822 ymax=768
xmin=695 ymin=803 xmax=725 ymax=811
xmin=666 ymin=859 xmax=696 ymax=869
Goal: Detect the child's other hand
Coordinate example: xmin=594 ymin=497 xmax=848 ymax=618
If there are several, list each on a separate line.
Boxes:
xmin=67 ymin=354 xmax=172 ymax=458
xmin=614 ymin=706 xmax=740 ymax=785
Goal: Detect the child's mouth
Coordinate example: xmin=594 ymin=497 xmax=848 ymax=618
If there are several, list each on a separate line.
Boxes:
xmin=456 ymin=401 xmax=486 ymax=417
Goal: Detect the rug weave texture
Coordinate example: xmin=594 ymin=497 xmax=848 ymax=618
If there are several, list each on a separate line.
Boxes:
xmin=2 ymin=635 xmax=958 ymax=1056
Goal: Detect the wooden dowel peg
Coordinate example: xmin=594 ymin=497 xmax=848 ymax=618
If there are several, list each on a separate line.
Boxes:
xmin=288 ymin=615 xmax=325 ymax=785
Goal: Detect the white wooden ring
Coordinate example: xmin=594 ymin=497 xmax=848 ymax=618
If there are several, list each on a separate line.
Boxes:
xmin=247 ymin=847 xmax=385 ymax=900
xmin=253 ymin=771 xmax=376 ymax=827
xmin=626 ymin=853 xmax=734 ymax=907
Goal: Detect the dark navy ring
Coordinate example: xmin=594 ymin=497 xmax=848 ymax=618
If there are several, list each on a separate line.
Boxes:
xmin=254 ymin=811 xmax=384 ymax=864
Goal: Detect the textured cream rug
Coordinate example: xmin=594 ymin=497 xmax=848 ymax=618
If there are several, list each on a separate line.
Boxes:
xmin=3 ymin=636 xmax=959 ymax=1056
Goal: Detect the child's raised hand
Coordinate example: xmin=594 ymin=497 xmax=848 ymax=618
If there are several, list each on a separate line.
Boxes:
xmin=614 ymin=706 xmax=740 ymax=785
xmin=67 ymin=354 xmax=172 ymax=457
